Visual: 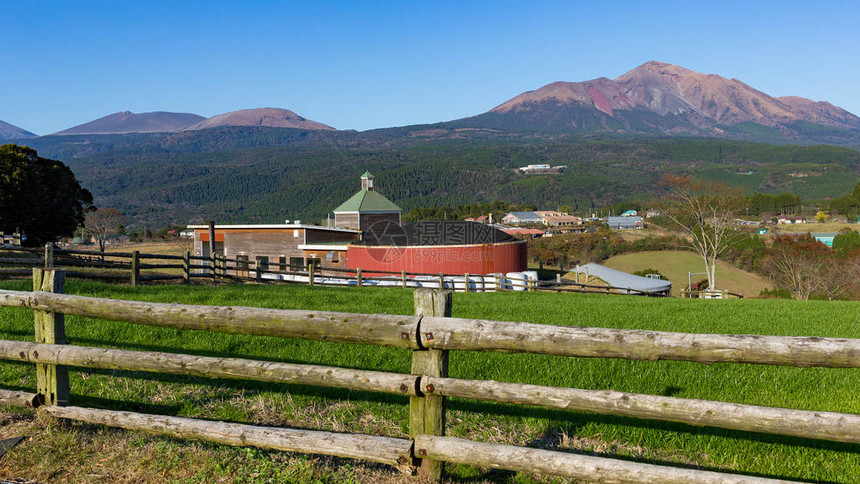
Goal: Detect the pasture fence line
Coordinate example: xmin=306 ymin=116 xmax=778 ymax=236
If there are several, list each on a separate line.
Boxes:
xmin=0 ymin=269 xmax=850 ymax=482
xmin=0 ymin=245 xmax=668 ymax=296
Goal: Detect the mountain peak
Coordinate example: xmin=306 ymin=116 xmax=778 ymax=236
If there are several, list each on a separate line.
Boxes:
xmin=184 ymin=108 xmax=335 ymax=131
xmin=0 ymin=119 xmax=37 ymax=139
xmin=53 ymin=111 xmax=205 ymax=135
xmin=477 ymin=62 xmax=860 ymax=143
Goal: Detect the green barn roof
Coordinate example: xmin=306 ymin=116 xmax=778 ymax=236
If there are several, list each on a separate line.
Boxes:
xmin=333 ymin=189 xmax=402 ymax=213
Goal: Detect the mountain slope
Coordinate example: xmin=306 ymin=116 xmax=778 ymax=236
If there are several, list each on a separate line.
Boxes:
xmin=54 ymin=111 xmax=205 ymax=135
xmin=463 ymin=61 xmax=860 ymax=144
xmin=0 ymin=119 xmax=37 ymax=139
xmin=185 ymin=108 xmax=335 ymax=131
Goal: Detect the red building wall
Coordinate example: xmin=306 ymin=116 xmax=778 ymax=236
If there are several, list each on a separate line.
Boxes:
xmin=345 ymin=241 xmax=527 ymax=275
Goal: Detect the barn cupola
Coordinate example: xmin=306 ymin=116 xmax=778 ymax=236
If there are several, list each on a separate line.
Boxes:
xmin=361 ymin=171 xmax=374 ymax=191
xmin=332 ymin=171 xmax=402 ymax=231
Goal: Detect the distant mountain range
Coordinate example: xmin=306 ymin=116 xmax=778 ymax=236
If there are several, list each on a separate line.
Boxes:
xmin=3 ymin=62 xmax=859 ymax=145
xmin=0 ymin=119 xmax=37 ymax=139
xmin=43 ymin=108 xmax=334 ymax=136
xmin=453 ymin=61 xmax=860 ymax=144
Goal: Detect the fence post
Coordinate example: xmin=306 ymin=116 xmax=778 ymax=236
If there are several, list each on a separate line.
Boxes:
xmin=131 ymin=250 xmax=140 ymax=287
xmin=255 ymin=259 xmax=262 ymax=283
xmin=464 ymin=273 xmax=470 ymax=293
xmin=402 ymin=270 xmax=407 ymax=288
xmin=356 ymin=268 xmax=362 ymax=287
xmin=32 ymin=268 xmax=69 ymax=407
xmin=308 ymin=262 xmax=315 ymax=286
xmin=43 ymin=243 xmax=53 ymax=269
xmin=438 ymin=272 xmax=444 ymax=290
xmin=211 ymin=253 xmax=218 ymax=284
xmin=411 ymin=289 xmax=451 ymax=480
xmin=183 ymin=251 xmax=190 ymax=284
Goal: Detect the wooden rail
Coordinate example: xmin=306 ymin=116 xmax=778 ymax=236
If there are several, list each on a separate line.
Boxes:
xmin=0 ymin=268 xmax=846 ymax=482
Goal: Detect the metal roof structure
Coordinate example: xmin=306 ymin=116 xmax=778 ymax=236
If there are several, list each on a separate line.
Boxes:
xmin=360 ymin=220 xmax=517 ymax=246
xmin=503 ymin=211 xmax=544 ymax=223
xmin=332 ymin=189 xmax=402 ymax=213
xmin=607 ymin=216 xmax=643 ymax=229
xmin=575 ymin=263 xmax=671 ymax=294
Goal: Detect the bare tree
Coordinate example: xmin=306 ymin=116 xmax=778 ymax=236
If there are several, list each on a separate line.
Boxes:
xmin=766 ymin=235 xmax=829 ymax=300
xmin=662 ymin=175 xmax=744 ymax=291
xmin=84 ymin=207 xmax=124 ymax=253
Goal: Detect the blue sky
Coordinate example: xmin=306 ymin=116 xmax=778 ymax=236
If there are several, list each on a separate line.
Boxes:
xmin=2 ymin=0 xmax=859 ymax=135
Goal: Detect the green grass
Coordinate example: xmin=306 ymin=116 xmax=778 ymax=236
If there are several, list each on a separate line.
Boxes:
xmin=1 ymin=280 xmax=860 ymax=483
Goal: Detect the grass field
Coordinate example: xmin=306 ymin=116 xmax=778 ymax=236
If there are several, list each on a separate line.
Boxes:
xmin=1 ymin=280 xmax=859 ymax=483
xmin=772 ymin=221 xmax=860 ymax=234
xmin=599 ymin=250 xmax=773 ymax=297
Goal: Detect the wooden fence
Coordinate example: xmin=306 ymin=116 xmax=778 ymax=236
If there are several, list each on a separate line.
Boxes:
xmin=0 ymin=268 xmax=855 ymax=482
xmin=0 ymin=246 xmax=664 ymax=295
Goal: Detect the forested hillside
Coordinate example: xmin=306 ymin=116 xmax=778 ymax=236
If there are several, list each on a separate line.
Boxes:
xmin=13 ymin=128 xmax=860 ymax=228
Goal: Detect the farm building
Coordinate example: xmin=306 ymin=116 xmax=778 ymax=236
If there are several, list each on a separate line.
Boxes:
xmin=189 ymin=223 xmax=361 ymax=272
xmin=535 ymin=211 xmax=582 ymax=227
xmin=812 ymin=232 xmax=838 ymax=246
xmin=574 ymin=263 xmax=671 ymax=295
xmin=607 ymin=216 xmax=644 ymax=230
xmin=777 ymin=216 xmax=806 ymax=224
xmin=346 ymin=220 xmax=527 ymax=275
xmin=502 ymin=211 xmax=544 ymax=225
xmin=189 ymin=173 xmax=527 ymax=276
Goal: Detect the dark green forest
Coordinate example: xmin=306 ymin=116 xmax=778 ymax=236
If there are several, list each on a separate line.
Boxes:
xmin=12 ymin=127 xmax=860 ymax=228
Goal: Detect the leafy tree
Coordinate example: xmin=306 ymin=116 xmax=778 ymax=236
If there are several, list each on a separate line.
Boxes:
xmin=0 ymin=144 xmax=93 ymax=246
xmin=833 ymin=229 xmax=860 ymax=257
xmin=830 ymin=182 xmax=860 ymax=217
xmin=661 ymin=175 xmax=744 ymax=291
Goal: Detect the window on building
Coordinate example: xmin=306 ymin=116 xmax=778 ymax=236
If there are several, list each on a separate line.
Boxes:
xmin=255 ymin=256 xmax=269 ymax=271
xmin=278 ymin=256 xmax=287 ymax=272
xmin=289 ymin=257 xmax=304 ymax=271
xmin=306 ymin=257 xmax=322 ymax=269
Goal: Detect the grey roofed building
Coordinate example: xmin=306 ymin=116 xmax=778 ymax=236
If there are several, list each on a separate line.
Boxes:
xmin=574 ymin=263 xmax=671 ymax=295
xmin=607 ymin=216 xmax=643 ymax=229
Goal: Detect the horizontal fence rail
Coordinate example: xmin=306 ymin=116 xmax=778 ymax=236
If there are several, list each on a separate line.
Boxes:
xmin=44 ymin=406 xmax=413 ymax=467
xmin=0 ymin=269 xmax=844 ymax=483
xmin=5 ymin=289 xmax=860 ymax=367
xmin=1 ymin=339 xmax=860 ymax=445
xmin=0 ymin=340 xmax=419 ymax=397
xmin=0 ymin=290 xmax=420 ymax=349
xmin=413 ymin=435 xmax=793 ymax=484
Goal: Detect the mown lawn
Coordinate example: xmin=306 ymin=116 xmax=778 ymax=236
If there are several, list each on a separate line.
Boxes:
xmin=1 ymin=280 xmax=859 ymax=483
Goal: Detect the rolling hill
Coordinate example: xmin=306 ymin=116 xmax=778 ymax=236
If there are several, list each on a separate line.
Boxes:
xmin=17 ymin=132 xmax=857 ymax=230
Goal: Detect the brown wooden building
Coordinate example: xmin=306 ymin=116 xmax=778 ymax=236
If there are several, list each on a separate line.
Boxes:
xmin=189 ymin=224 xmax=360 ymax=272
